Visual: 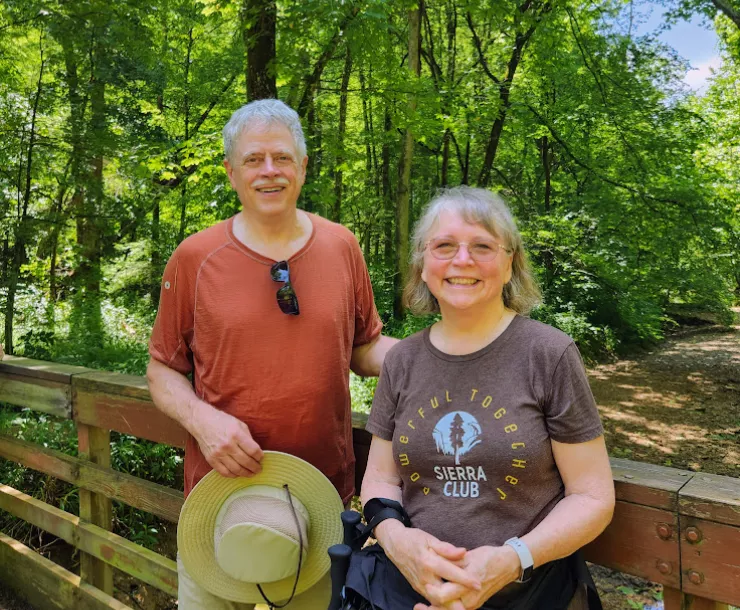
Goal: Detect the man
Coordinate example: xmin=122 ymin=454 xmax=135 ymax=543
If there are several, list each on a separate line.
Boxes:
xmin=147 ymin=99 xmax=397 ymax=608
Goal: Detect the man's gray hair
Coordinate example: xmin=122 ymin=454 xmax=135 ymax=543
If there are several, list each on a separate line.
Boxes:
xmin=223 ymin=99 xmax=307 ymax=162
xmin=403 ymin=186 xmax=541 ymax=315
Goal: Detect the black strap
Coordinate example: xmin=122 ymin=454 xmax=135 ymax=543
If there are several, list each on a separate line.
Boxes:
xmin=257 ymin=484 xmax=304 ymax=609
xmin=363 ymin=498 xmax=412 ymax=536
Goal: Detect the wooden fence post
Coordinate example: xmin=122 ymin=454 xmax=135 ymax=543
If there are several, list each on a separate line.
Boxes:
xmin=77 ymin=423 xmax=113 ymax=596
xmin=664 ymin=588 xmax=730 ymax=610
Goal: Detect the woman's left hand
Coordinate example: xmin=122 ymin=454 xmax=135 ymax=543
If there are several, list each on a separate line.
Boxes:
xmin=413 ymin=545 xmax=520 ymax=610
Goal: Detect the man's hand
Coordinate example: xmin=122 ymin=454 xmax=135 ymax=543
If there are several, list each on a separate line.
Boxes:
xmin=191 ymin=403 xmax=264 ymax=477
xmin=414 ymin=545 xmax=520 ymax=610
xmin=378 ymin=521 xmax=480 ymax=609
xmin=146 ymin=358 xmax=264 ymax=478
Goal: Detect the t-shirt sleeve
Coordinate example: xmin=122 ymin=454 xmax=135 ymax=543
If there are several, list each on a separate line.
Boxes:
xmin=544 ymin=343 xmax=603 ymax=443
xmin=349 ymin=236 xmax=383 ymax=347
xmin=148 ymin=246 xmax=196 ymax=376
xmin=366 ymin=357 xmax=398 ymax=441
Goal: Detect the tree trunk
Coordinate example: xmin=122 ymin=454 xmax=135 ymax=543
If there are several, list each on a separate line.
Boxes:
xmin=294 ymin=5 xmax=361 ymax=117
xmin=394 ymin=3 xmax=422 ymax=319
xmin=333 ymin=45 xmax=352 ymax=223
xmin=382 ymin=105 xmax=393 ymax=265
xmin=539 ymin=135 xmax=554 ymax=286
xmin=359 ymin=67 xmax=375 ymax=194
xmin=178 ymin=182 xmax=188 ymax=243
xmin=440 ymin=0 xmax=457 ymax=186
xmin=71 ymin=24 xmax=107 ymax=345
xmin=303 ymin=86 xmax=319 ymax=214
xmin=5 ymin=45 xmax=45 ymax=354
xmin=467 ymin=3 xmax=545 ymax=186
xmin=476 ymin=26 xmax=535 ymax=186
xmin=540 ymin=135 xmax=551 ymax=212
xmin=243 ymin=0 xmax=277 ymax=101
xmin=176 ymin=33 xmax=193 ymax=245
xmin=710 ymin=0 xmax=740 ymax=30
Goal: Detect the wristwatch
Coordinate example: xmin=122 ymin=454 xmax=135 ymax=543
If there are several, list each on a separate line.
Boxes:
xmin=504 ymin=537 xmax=534 ymax=583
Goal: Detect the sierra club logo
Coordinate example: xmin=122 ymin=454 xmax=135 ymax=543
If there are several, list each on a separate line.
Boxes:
xmin=397 ymin=388 xmax=526 ymax=500
xmin=433 ymin=411 xmax=482 ymax=464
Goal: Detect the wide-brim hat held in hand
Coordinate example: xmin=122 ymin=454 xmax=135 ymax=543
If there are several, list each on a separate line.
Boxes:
xmin=178 ymin=451 xmax=344 ymax=603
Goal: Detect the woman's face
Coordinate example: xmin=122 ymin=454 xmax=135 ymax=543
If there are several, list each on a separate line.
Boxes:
xmin=421 ymin=209 xmax=513 ymax=316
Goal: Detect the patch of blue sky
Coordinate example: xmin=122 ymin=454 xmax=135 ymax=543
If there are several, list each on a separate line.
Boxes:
xmin=626 ymin=1 xmax=722 ymax=93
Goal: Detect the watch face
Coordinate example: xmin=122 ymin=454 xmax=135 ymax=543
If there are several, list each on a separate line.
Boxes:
xmin=520 ymin=565 xmax=534 ymax=583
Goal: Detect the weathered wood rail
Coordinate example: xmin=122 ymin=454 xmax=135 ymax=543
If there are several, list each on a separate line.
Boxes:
xmin=0 ymin=355 xmax=737 ymax=610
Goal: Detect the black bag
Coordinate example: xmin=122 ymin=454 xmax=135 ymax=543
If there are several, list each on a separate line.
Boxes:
xmin=342 ymin=544 xmax=602 ymax=610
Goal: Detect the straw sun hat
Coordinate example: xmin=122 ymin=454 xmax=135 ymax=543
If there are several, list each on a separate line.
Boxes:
xmin=178 ymin=451 xmax=344 ymax=603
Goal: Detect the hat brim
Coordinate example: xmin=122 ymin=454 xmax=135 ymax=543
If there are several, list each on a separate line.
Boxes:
xmin=178 ymin=451 xmax=344 ymax=603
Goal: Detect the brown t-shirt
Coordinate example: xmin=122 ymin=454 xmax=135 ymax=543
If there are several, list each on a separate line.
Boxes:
xmin=366 ymin=316 xmax=603 ymax=551
xmin=149 ymin=213 xmax=382 ymax=502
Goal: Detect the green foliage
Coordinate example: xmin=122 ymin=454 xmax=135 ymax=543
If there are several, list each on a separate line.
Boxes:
xmin=0 ymin=407 xmax=79 ymax=543
xmin=0 ymin=406 xmax=183 ymax=551
xmin=1 ymin=0 xmax=739 ymax=564
xmin=349 ymin=373 xmax=378 ymax=414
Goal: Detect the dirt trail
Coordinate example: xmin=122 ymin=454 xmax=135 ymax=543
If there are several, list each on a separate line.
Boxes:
xmin=590 ymin=322 xmax=740 ymax=477
xmin=586 ymin=315 xmax=739 ymax=609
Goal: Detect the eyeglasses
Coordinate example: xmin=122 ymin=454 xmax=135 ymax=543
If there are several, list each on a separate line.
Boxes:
xmin=270 ymin=260 xmax=300 ymax=315
xmin=425 ymin=237 xmax=511 ymax=262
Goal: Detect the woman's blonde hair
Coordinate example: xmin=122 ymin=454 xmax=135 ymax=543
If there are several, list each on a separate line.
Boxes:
xmin=403 ymin=186 xmax=541 ymax=315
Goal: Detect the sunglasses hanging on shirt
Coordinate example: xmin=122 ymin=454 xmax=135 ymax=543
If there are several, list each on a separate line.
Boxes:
xmin=270 ymin=260 xmax=300 ymax=316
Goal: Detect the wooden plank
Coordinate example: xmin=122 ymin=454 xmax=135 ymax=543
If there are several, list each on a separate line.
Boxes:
xmin=582 ymin=500 xmax=681 ymax=588
xmin=73 ymin=371 xmax=151 ymax=401
xmin=351 ymin=410 xmax=368 ymax=430
xmin=74 ymin=388 xmax=187 ymax=448
xmin=663 ymin=586 xmax=683 ymax=610
xmin=609 ymin=457 xmax=693 ymax=511
xmin=0 ymin=531 xmax=132 ymax=610
xmin=79 ymin=424 xmax=114 ymax=596
xmin=0 ymin=434 xmax=183 ymax=522
xmin=679 ymin=473 xmax=740 ymax=528
xmin=664 ymin=587 xmax=730 ymax=609
xmin=682 ymin=598 xmax=730 ymax=610
xmin=680 ymin=516 xmax=740 ymax=606
xmin=0 ymin=371 xmax=71 ymax=418
xmin=0 ymin=355 xmax=92 ymax=383
xmin=0 ymin=483 xmax=178 ymax=596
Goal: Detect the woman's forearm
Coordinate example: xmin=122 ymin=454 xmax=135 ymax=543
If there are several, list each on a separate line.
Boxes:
xmin=360 ymin=478 xmax=403 ymax=507
xmin=520 ymin=491 xmax=614 ymax=568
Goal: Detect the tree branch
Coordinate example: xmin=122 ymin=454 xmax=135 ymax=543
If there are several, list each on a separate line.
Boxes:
xmin=294 ymin=4 xmax=362 ymax=118
xmin=710 ymin=0 xmax=740 ymax=29
xmin=465 ymin=12 xmax=500 ymax=84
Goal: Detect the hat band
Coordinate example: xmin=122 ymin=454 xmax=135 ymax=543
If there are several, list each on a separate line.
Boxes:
xmin=257 ymin=484 xmax=304 ymax=609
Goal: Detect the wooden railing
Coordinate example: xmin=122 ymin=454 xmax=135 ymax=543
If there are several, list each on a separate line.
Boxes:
xmin=0 ymin=355 xmax=737 ymax=610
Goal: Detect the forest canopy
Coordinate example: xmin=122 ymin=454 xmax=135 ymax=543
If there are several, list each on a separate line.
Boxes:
xmin=0 ymin=0 xmax=738 ymax=371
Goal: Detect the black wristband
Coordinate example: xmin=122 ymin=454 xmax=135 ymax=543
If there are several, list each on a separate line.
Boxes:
xmin=363 ymin=498 xmax=412 ymax=532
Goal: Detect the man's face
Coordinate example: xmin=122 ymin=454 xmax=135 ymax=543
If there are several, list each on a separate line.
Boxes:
xmin=224 ymin=123 xmax=308 ymax=219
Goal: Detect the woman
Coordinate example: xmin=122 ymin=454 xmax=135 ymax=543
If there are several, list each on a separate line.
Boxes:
xmin=361 ymin=187 xmax=614 ymax=610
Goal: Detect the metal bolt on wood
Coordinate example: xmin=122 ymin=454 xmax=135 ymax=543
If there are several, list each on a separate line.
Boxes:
xmin=687 ymin=569 xmax=704 ymax=585
xmin=685 ymin=527 xmax=702 ymax=543
xmin=656 ymin=560 xmax=672 ymax=575
xmin=656 ymin=523 xmax=673 ymax=540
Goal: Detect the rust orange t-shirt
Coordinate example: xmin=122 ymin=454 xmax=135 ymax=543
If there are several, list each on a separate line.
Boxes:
xmin=149 ymin=213 xmax=382 ymax=502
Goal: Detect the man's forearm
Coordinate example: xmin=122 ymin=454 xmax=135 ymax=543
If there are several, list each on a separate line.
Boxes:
xmin=146 ymin=358 xmax=210 ymax=437
xmin=351 ymin=334 xmax=398 ymax=377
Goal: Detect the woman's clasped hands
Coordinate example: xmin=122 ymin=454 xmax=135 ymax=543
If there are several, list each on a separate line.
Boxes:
xmin=410 ymin=544 xmax=522 ymax=610
xmin=378 ymin=520 xmax=479 ymax=610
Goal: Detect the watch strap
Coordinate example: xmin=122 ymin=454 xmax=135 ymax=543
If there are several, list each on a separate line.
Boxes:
xmin=504 ymin=537 xmax=534 ymax=583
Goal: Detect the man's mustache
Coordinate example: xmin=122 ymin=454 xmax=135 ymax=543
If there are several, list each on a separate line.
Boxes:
xmin=252 ymin=177 xmax=290 ymax=187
